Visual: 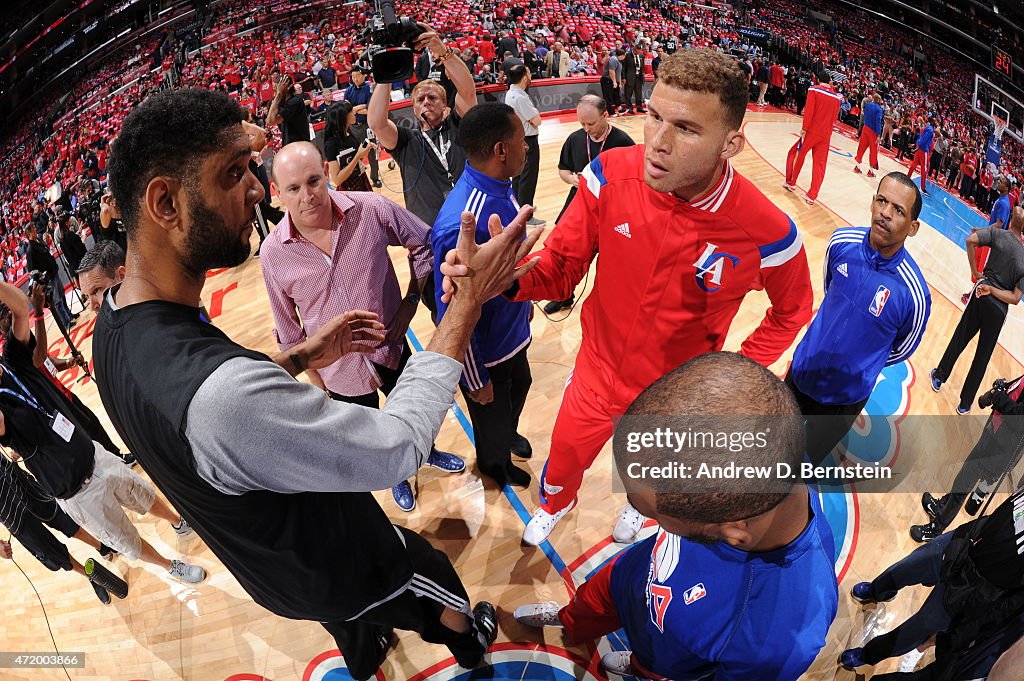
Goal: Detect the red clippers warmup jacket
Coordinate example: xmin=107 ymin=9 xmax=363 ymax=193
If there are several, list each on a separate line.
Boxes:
xmin=802 ymin=83 xmax=842 ymax=142
xmin=513 ymin=145 xmax=813 ymax=399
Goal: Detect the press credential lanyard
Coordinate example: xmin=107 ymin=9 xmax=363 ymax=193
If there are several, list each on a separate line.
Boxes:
xmin=423 ymin=127 xmax=454 ymax=186
xmin=0 ymin=361 xmax=75 ymax=442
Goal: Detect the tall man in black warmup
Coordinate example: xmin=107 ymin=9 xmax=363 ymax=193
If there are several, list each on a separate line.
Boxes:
xmin=94 ymin=89 xmax=543 ymax=680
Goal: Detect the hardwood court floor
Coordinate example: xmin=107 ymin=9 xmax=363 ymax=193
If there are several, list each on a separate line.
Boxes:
xmin=2 ymin=108 xmax=1022 ymax=681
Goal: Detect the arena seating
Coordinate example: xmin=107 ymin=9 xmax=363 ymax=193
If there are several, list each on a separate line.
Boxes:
xmin=1 ymin=0 xmax=1021 ymax=281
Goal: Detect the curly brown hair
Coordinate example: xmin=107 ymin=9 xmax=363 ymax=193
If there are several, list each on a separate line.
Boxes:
xmin=655 ymin=48 xmax=749 ymax=130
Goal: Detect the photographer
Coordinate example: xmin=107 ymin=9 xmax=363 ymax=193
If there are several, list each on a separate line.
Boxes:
xmin=930 ymin=204 xmax=1024 ymax=414
xmin=912 ymin=376 xmax=1024 ymax=541
xmin=54 ymin=208 xmax=87 ymax=278
xmin=344 ymin=67 xmax=381 ymax=188
xmin=266 ymin=76 xmax=312 ymax=146
xmin=368 ymin=23 xmax=477 ymax=229
xmin=841 ymin=483 xmax=1024 ymax=676
xmin=98 ymin=188 xmax=128 ymax=252
xmin=25 ymin=224 xmax=75 ymax=330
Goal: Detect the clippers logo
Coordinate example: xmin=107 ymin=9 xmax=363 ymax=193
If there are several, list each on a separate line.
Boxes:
xmin=683 ymin=582 xmax=707 ymax=605
xmin=869 ymin=285 xmax=891 ymax=317
xmin=693 ymin=243 xmax=739 ymax=292
xmin=649 ymin=584 xmax=674 ymax=632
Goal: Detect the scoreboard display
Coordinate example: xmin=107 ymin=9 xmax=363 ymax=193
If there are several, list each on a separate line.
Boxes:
xmin=992 ymin=46 xmax=1013 ymax=79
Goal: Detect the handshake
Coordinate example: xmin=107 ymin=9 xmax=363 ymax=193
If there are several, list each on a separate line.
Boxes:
xmin=437 ymin=204 xmax=543 ymax=308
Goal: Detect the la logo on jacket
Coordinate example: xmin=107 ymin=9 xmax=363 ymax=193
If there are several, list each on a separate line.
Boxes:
xmin=693 ymin=242 xmax=739 ymax=292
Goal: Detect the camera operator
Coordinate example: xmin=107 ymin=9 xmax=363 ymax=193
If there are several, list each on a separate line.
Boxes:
xmin=931 ymin=205 xmax=1024 ymax=414
xmin=368 ymin=23 xmax=476 ymax=230
xmin=912 ymin=375 xmax=1024 ymax=542
xmin=98 ymin=188 xmax=128 ymax=252
xmin=54 ymin=208 xmax=87 ymax=278
xmin=25 ymin=224 xmax=76 ymax=329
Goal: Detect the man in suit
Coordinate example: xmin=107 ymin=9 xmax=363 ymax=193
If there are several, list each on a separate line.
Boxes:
xmin=544 ymin=41 xmax=569 ymax=78
xmin=622 ymin=43 xmax=646 ymax=115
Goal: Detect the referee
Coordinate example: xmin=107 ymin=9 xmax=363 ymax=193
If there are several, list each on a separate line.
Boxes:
xmin=95 ymin=89 xmax=541 ymax=680
xmin=544 ymin=95 xmax=633 ymax=314
xmin=931 ymin=204 xmax=1024 ymax=414
xmin=787 ymin=172 xmax=931 ymax=463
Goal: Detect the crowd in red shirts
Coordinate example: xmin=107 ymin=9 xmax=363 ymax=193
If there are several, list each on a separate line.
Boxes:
xmin=1 ymin=0 xmax=1020 ymax=282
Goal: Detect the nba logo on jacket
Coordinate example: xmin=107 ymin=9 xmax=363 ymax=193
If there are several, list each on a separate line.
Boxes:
xmin=868 ymin=285 xmax=891 ymax=317
xmin=683 ymin=582 xmax=707 ymax=605
xmin=693 ymin=242 xmax=739 ymax=292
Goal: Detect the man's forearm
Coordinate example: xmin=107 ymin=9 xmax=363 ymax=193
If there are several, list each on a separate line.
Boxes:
xmin=425 ymin=295 xmax=481 ymax=363
xmin=989 ymin=287 xmax=1021 ymax=305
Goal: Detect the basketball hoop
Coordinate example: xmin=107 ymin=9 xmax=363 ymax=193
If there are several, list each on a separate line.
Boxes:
xmin=994 ymin=116 xmax=1008 ymax=141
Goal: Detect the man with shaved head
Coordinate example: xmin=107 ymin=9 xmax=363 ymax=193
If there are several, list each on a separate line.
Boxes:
xmin=515 ymin=352 xmax=838 ymax=679
xmin=542 ymin=94 xmax=634 ymax=314
xmin=261 ymin=141 xmax=466 ymax=512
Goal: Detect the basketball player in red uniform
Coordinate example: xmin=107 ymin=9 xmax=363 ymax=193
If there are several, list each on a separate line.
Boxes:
xmin=784 ymin=71 xmax=843 ymax=205
xmin=440 ymin=49 xmax=813 ymax=547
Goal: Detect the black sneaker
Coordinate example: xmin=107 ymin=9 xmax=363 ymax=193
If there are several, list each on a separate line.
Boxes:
xmin=98 ymin=543 xmax=118 ymax=560
xmin=543 ymin=295 xmax=575 ymax=315
xmin=120 ymin=452 xmax=137 ymax=468
xmin=511 ymin=434 xmax=532 ymax=459
xmin=504 ymin=464 xmax=532 ymax=489
xmin=473 ymin=601 xmax=498 ymax=651
xmin=373 ymin=180 xmax=383 ymax=188
xmin=921 ymin=492 xmax=942 ymax=521
xmin=965 ymin=489 xmax=989 ymax=516
xmin=910 ymin=522 xmax=942 ymax=543
xmin=91 ymin=581 xmax=111 ymax=605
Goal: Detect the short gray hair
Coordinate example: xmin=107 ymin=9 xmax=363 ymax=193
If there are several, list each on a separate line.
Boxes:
xmin=77 ymin=241 xmax=126 ymax=277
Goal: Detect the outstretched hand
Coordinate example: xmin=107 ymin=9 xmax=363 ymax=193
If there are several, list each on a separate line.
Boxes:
xmin=301 ymin=310 xmax=385 ymax=371
xmin=438 ymin=204 xmax=543 ymax=306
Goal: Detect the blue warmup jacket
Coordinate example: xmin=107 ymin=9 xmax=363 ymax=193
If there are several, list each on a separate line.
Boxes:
xmin=862 ymin=102 xmax=883 ymax=136
xmin=432 ymin=163 xmax=531 ymax=390
xmin=791 ymin=227 xmax=931 ymax=405
xmin=610 ymin=490 xmax=838 ymax=680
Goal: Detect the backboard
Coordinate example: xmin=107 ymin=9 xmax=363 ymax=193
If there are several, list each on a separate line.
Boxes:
xmin=974 ymin=74 xmax=1024 ymax=143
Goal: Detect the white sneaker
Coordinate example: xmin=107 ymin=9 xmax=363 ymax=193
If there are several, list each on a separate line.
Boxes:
xmin=601 ymin=651 xmax=637 ymax=677
xmin=168 ymin=559 xmax=207 ymax=584
xmin=612 ymin=502 xmax=646 ymax=544
xmin=522 ymin=500 xmax=576 ymax=546
xmin=783 ymin=183 xmax=797 ymax=192
xmin=801 ymin=193 xmax=816 ymax=205
xmin=513 ymin=601 xmax=564 ymax=628
xmin=172 ymin=518 xmax=194 ymax=537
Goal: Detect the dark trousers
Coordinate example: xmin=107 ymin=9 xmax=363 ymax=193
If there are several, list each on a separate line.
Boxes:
xmin=250 ymin=160 xmax=284 ymax=232
xmin=947 ymin=166 xmax=961 ymax=191
xmin=785 ymin=373 xmax=869 ymax=465
xmin=624 ymin=77 xmax=644 ymax=111
xmin=600 ymin=77 xmax=620 ymax=109
xmin=935 ymin=293 xmax=1007 ymax=408
xmin=320 ymin=526 xmax=484 ymax=680
xmin=862 ymin=532 xmax=954 ymax=665
xmin=933 ymin=423 xmax=1024 ymax=530
xmin=350 ymin=122 xmax=380 ymax=182
xmin=513 ymin=135 xmax=540 ymax=208
xmin=796 ymin=93 xmax=807 ymax=115
xmin=329 ymin=341 xmax=411 ymax=408
xmin=960 ymin=175 xmax=976 ymax=200
xmin=48 ymin=278 xmax=72 ymax=327
xmin=459 ymin=345 xmax=531 ymax=485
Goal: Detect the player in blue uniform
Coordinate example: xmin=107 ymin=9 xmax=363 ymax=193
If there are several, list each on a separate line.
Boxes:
xmin=514 ymin=352 xmax=839 ymax=680
xmin=786 ymin=172 xmax=931 ymax=464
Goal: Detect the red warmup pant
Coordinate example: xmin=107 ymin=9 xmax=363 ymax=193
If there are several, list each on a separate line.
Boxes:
xmin=786 ymin=136 xmax=831 ymax=200
xmin=540 ymin=362 xmax=629 ymax=514
xmin=907 ymin=150 xmax=931 ymax=191
xmin=559 ymin=559 xmax=666 ymax=680
xmin=974 ymin=247 xmax=990 ymax=282
xmin=855 ymin=127 xmax=879 ymax=169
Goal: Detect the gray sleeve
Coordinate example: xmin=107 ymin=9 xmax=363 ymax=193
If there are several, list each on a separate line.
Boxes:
xmin=975 ymin=226 xmax=994 ymax=248
xmin=185 ymin=352 xmax=462 ymax=495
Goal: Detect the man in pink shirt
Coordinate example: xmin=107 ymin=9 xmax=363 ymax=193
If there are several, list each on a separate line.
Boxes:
xmin=260 ymin=142 xmax=466 ymax=512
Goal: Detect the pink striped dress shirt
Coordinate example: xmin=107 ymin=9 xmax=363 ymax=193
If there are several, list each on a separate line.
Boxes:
xmin=260 ymin=189 xmax=433 ymax=396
